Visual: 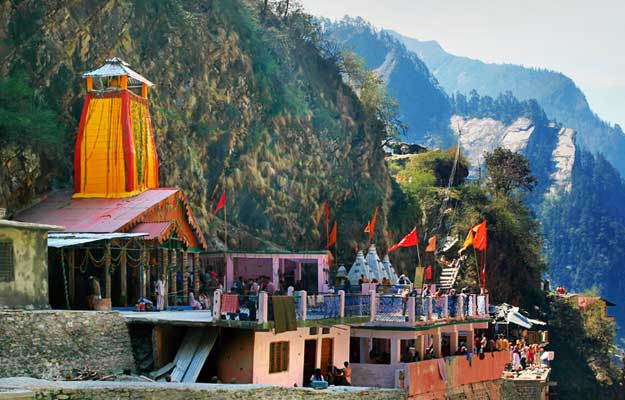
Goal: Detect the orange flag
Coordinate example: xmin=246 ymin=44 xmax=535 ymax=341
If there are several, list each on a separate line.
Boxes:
xmin=214 ymin=191 xmax=226 ymax=213
xmin=473 ymin=220 xmax=487 ymax=251
xmin=327 ymin=222 xmax=337 ymax=249
xmin=364 ymin=207 xmax=378 ymax=240
xmin=425 ymin=236 xmax=437 ymax=252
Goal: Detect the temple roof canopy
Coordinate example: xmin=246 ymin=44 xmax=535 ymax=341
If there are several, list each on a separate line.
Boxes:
xmin=83 ymin=57 xmax=154 ymax=87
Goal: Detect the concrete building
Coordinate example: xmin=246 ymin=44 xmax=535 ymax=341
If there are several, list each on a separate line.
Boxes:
xmin=0 ymin=219 xmax=63 ymax=309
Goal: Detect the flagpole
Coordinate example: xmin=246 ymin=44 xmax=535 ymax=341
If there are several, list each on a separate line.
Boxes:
xmin=416 ymin=226 xmax=424 ymax=288
xmin=224 ymin=183 xmax=228 ymax=253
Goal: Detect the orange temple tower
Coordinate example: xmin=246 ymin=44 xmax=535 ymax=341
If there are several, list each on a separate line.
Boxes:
xmin=73 ymin=57 xmax=159 ymax=198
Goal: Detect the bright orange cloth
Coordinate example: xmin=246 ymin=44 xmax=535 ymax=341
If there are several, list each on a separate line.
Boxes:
xmin=425 ymin=235 xmax=437 ymax=252
xmin=327 ymin=222 xmax=337 ymax=248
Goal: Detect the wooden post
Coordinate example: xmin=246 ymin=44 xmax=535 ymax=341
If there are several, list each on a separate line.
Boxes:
xmin=141 ymin=83 xmax=148 ymax=98
xmin=182 ymin=251 xmax=189 ymax=303
xmin=193 ymin=252 xmax=200 ymax=295
xmin=68 ymin=248 xmax=75 ymax=306
xmin=162 ymin=248 xmax=169 ymax=309
xmin=104 ymin=244 xmax=112 ymax=299
xmin=170 ymin=250 xmax=177 ymax=306
xmin=120 ymin=247 xmax=128 ymax=307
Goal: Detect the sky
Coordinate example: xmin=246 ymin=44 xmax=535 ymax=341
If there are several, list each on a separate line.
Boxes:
xmin=301 ymin=0 xmax=625 ymax=128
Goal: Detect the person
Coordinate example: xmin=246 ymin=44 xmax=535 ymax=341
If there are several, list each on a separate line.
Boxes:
xmin=473 ymin=335 xmax=481 ymax=355
xmin=358 ymin=274 xmax=367 ymax=291
xmin=398 ymin=274 xmax=407 ymax=285
xmin=310 ymin=368 xmax=325 ymax=384
xmin=156 ymin=274 xmax=166 ymax=311
xmin=189 ymin=292 xmax=201 ymax=310
xmin=198 ymin=292 xmax=209 ymax=310
xmin=234 ymin=276 xmax=245 ymax=294
xmin=326 ymin=363 xmax=335 ymax=385
xmin=511 ymin=344 xmax=522 ymax=372
xmin=250 ymin=279 xmax=260 ymax=295
xmin=343 ymin=361 xmax=352 ymax=385
xmin=342 ymin=278 xmax=351 ymax=293
xmin=527 ymin=344 xmax=535 ymax=366
xmin=480 ymin=334 xmax=487 ymax=355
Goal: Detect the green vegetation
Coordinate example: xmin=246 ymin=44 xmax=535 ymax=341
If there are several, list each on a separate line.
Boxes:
xmin=484 ymin=147 xmax=537 ymax=195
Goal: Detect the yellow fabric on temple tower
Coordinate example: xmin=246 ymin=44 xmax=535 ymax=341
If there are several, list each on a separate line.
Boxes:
xmin=130 ymin=98 xmax=158 ymax=190
xmin=75 ymin=96 xmax=131 ymax=198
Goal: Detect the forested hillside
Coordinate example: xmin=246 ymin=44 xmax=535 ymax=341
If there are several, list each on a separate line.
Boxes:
xmin=392 ymin=31 xmax=625 ymax=177
xmin=0 ymin=0 xmax=416 ymax=259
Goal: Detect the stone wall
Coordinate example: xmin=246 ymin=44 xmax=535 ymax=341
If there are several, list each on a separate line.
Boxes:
xmin=0 ymin=379 xmax=406 ymax=400
xmin=0 ymin=311 xmax=134 ymax=379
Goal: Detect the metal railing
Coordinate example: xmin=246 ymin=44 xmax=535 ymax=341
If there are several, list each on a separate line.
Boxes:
xmin=375 ymin=295 xmax=406 ymax=323
xmin=344 ymin=294 xmax=371 ymax=317
xmin=306 ymin=294 xmax=341 ymax=320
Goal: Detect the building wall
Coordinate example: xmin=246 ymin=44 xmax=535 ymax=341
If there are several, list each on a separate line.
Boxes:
xmin=351 ymin=363 xmax=398 ymax=388
xmin=215 ymin=328 xmax=255 ymax=384
xmin=0 ymin=226 xmax=48 ymax=309
xmin=0 ymin=310 xmax=135 ymax=379
xmin=252 ymin=325 xmax=350 ymax=387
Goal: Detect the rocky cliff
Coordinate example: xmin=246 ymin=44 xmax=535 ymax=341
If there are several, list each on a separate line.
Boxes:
xmin=0 ymin=0 xmax=410 ymax=258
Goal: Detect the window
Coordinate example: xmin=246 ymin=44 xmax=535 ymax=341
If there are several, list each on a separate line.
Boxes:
xmin=309 ymin=327 xmax=318 ymax=335
xmin=322 ymin=327 xmax=330 ymax=335
xmin=0 ymin=241 xmax=14 ymax=282
xmin=269 ymin=341 xmax=289 ymax=373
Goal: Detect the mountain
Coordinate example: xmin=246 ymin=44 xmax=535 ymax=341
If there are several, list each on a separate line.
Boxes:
xmin=391 ymin=31 xmax=625 ymax=177
xmin=0 ymin=0 xmax=417 ymax=261
xmin=321 ymin=17 xmax=453 ymax=147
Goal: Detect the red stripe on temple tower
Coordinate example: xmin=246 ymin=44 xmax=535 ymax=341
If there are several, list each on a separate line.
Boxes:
xmin=121 ymin=90 xmax=137 ymax=192
xmin=73 ymin=93 xmax=92 ymax=193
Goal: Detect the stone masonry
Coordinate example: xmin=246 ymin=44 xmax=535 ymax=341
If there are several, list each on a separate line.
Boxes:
xmin=0 ymin=311 xmax=134 ymax=380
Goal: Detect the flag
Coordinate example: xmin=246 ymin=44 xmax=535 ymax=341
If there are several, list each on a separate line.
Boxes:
xmin=473 ymin=220 xmax=487 ymax=251
xmin=327 ymin=222 xmax=337 ymax=249
xmin=425 ymin=236 xmax=437 ymax=252
xmin=425 ymin=265 xmax=432 ymax=281
xmin=460 ymin=220 xmax=487 ymax=252
xmin=355 ymin=243 xmax=359 ymax=253
xmin=388 ymin=227 xmax=419 ymax=252
xmin=364 ymin=207 xmax=378 ymax=240
xmin=214 ymin=191 xmax=226 ymax=214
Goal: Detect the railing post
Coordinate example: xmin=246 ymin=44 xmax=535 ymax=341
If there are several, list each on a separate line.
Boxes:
xmin=258 ymin=292 xmax=269 ymax=324
xmin=407 ymin=296 xmax=416 ymax=325
xmin=471 ymin=294 xmax=477 ymax=317
xmin=370 ymin=290 xmax=377 ymax=322
xmin=427 ymin=296 xmax=432 ymax=321
xmin=485 ymin=294 xmax=489 ymax=317
xmin=213 ymin=289 xmax=222 ymax=320
xmin=299 ymin=290 xmax=307 ymax=321
xmin=338 ymin=290 xmax=345 ymax=318
xmin=459 ymin=295 xmax=465 ymax=319
xmin=443 ymin=295 xmax=449 ymax=319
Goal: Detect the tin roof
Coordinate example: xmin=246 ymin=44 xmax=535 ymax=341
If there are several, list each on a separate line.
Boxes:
xmin=129 ymin=221 xmax=173 ymax=242
xmin=83 ymin=57 xmax=154 ymax=87
xmin=0 ymin=219 xmax=64 ymax=231
xmin=16 ymin=188 xmax=207 ymax=250
xmin=48 ymin=232 xmax=147 ymax=248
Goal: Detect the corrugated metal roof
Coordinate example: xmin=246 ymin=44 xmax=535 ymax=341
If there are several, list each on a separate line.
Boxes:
xmin=48 ymin=232 xmax=147 ymax=248
xmin=129 ymin=221 xmax=173 ymax=242
xmin=83 ymin=57 xmax=154 ymax=86
xmin=16 ymin=189 xmax=178 ymax=233
xmin=0 ymin=219 xmax=64 ymax=231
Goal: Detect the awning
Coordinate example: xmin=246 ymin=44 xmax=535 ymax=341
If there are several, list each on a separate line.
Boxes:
xmin=529 ymin=318 xmax=547 ymax=326
xmin=506 ymin=310 xmax=533 ymax=329
xmin=48 ymin=232 xmax=147 ymax=248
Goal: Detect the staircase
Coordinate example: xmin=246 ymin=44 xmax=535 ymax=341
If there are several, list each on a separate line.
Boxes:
xmin=439 ymin=259 xmax=461 ymax=290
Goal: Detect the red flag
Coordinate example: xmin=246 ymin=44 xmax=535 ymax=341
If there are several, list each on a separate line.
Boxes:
xmin=327 ymin=222 xmax=337 ymax=249
xmin=473 ymin=220 xmax=487 ymax=251
xmin=388 ymin=227 xmax=419 ymax=252
xmin=425 ymin=265 xmax=432 ymax=281
xmin=364 ymin=207 xmax=378 ymax=240
xmin=214 ymin=191 xmax=226 ymax=213
xmin=355 ymin=243 xmax=359 ymax=253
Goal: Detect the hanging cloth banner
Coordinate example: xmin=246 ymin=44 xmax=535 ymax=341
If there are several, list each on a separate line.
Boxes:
xmin=414 ymin=265 xmax=424 ymax=286
xmin=425 ymin=265 xmax=433 ymax=281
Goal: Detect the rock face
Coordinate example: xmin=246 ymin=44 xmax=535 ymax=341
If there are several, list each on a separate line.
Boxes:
xmin=548 ymin=127 xmax=576 ymax=196
xmin=451 ymin=115 xmax=574 ymax=197
xmin=0 ymin=310 xmax=134 ymax=379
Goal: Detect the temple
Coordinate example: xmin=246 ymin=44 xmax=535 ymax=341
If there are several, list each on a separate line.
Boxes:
xmin=17 ymin=58 xmax=207 ymax=309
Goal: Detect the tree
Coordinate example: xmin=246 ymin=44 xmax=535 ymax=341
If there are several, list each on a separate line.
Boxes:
xmin=484 ymin=147 xmax=537 ymax=195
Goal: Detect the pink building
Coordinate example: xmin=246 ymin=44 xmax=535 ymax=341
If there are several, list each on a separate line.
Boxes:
xmin=202 ymin=251 xmax=330 ymax=293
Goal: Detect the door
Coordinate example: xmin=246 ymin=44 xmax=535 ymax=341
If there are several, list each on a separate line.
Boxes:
xmin=303 ymin=339 xmax=317 ymax=386
xmin=320 ymin=338 xmax=334 ymax=377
